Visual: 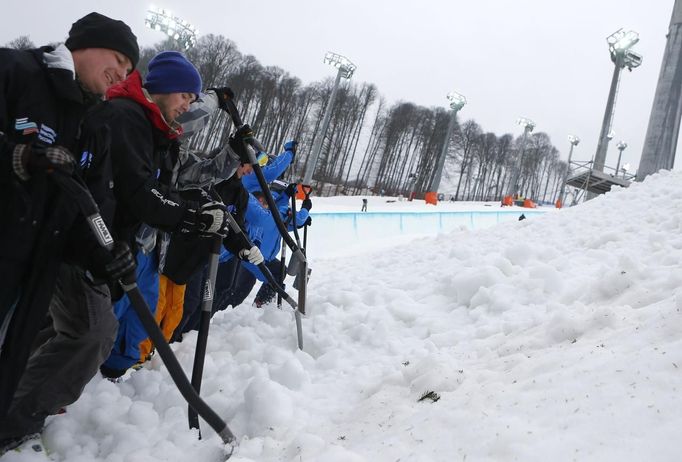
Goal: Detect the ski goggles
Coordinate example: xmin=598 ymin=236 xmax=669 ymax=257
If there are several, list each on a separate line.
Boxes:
xmin=256 ymin=151 xmax=269 ymax=167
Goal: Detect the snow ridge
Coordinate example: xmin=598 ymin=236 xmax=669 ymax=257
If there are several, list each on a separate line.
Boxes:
xmin=14 ymin=171 xmax=682 ymax=462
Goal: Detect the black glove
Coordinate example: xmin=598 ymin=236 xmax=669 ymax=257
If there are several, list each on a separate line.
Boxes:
xmin=284 ymin=182 xmax=298 ymax=198
xmin=12 ymin=143 xmax=75 ymax=181
xmin=302 ymin=198 xmax=312 ymax=211
xmin=228 ymin=124 xmax=255 ymax=164
xmin=283 ymin=140 xmax=297 ymax=156
xmin=180 ymin=201 xmax=228 ymax=236
xmin=208 ymin=86 xmax=235 ymax=112
xmin=90 ymin=242 xmax=137 ymax=283
xmin=303 ymin=216 xmax=312 ymax=227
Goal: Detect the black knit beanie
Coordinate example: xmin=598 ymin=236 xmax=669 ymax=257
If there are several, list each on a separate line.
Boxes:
xmin=65 ymin=12 xmax=139 ymax=69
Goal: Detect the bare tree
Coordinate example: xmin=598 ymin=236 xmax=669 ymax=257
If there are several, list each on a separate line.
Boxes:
xmin=5 ymin=36 xmax=35 ymax=50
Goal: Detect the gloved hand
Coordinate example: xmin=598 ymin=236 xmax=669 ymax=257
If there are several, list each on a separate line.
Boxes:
xmin=304 ymin=216 xmax=312 ymax=227
xmin=208 ymin=86 xmax=235 ymax=112
xmin=90 ymin=241 xmax=137 ymax=283
xmin=228 ymin=124 xmax=255 ymax=164
xmin=239 ymin=245 xmax=264 ymax=265
xmin=181 ymin=201 xmax=228 ymax=236
xmin=301 ymin=198 xmax=312 ymax=211
xmin=283 ymin=140 xmax=297 ymax=156
xmin=284 ymin=182 xmax=298 ymax=198
xmin=12 ymin=143 xmax=75 ymax=181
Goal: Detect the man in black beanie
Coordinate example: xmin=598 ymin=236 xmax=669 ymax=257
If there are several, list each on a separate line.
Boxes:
xmin=0 ymin=12 xmax=140 ymax=452
xmin=65 ymin=12 xmax=139 ymax=95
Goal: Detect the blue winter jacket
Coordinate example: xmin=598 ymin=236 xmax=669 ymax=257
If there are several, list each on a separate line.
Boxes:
xmin=241 ymin=149 xmax=293 ymax=193
xmin=218 ymin=194 xmax=308 ymax=274
xmin=241 ymin=193 xmax=309 ymax=281
xmin=219 ymin=147 xmax=304 ymax=279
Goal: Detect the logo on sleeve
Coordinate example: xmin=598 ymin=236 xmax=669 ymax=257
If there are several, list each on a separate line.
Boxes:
xmin=15 ymin=118 xmax=38 ymax=135
xmin=80 ymin=151 xmax=93 ymax=169
xmin=15 ymin=119 xmax=57 ymax=144
xmin=38 ymin=124 xmax=56 ymax=144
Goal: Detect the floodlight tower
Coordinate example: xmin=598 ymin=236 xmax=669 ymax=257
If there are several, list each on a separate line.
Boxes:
xmin=593 ymin=29 xmax=642 ymax=173
xmin=615 ymin=141 xmax=628 ymax=177
xmin=638 ymin=1 xmax=682 ymax=180
xmin=558 ymin=135 xmax=580 ymax=206
xmin=507 ymin=117 xmax=535 ymax=197
xmin=145 ymin=5 xmax=198 ymax=49
xmin=302 ymin=52 xmax=356 ymax=186
xmin=429 ymin=91 xmax=466 ymax=192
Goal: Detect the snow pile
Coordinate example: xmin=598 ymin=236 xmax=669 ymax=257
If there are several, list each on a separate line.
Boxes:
xmin=5 ymin=171 xmax=682 ymax=462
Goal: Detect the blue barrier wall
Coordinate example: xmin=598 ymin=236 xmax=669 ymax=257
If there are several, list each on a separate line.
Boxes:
xmin=305 ymin=210 xmax=546 ymax=257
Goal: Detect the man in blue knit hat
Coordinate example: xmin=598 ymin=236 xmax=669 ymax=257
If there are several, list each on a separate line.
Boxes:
xmin=86 ymin=51 xmax=260 ymax=379
xmin=143 ymin=51 xmax=203 ymax=125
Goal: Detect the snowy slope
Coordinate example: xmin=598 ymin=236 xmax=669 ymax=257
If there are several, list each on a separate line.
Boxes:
xmin=4 ymin=171 xmax=682 ymax=462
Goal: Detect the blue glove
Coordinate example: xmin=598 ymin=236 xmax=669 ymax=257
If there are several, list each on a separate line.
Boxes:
xmin=283 ymin=140 xmax=298 ymax=156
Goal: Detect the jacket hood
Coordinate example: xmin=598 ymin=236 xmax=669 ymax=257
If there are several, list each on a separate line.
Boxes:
xmin=106 ymin=70 xmax=182 ymax=140
xmin=42 ymin=44 xmax=76 ymax=76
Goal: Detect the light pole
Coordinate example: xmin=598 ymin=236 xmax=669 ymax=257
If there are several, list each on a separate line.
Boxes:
xmin=615 ymin=141 xmax=628 ymax=177
xmin=558 ymin=134 xmax=580 ymax=206
xmin=507 ymin=117 xmax=535 ymax=197
xmin=638 ymin=0 xmax=682 ymax=180
xmin=302 ymin=52 xmax=356 ymax=186
xmin=429 ymin=91 xmax=466 ymax=193
xmin=145 ymin=5 xmax=198 ymax=49
xmin=593 ymin=29 xmax=642 ymax=173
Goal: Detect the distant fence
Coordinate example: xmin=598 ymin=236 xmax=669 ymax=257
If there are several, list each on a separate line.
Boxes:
xmin=306 ymin=210 xmax=547 ymax=257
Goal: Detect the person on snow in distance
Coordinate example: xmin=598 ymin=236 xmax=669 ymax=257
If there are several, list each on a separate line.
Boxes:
xmin=0 ymin=12 xmax=140 ymax=451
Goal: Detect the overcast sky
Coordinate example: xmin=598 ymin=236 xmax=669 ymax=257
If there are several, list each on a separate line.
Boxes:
xmin=1 ymin=1 xmax=676 ymax=172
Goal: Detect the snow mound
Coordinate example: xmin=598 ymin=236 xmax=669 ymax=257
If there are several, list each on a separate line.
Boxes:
xmin=21 ymin=171 xmax=682 ymax=461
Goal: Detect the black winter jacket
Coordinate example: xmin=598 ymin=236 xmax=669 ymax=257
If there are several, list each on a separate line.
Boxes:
xmin=79 ymin=73 xmax=192 ymax=250
xmin=0 ymin=45 xmax=100 ymax=418
xmin=162 ymin=174 xmax=249 ymax=283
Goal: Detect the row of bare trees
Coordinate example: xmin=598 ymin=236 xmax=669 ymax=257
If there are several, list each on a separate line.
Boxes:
xmin=6 ymin=33 xmax=569 ymax=203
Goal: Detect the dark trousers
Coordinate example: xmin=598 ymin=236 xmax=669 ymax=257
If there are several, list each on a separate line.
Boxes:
xmin=173 ymin=258 xmax=240 ymax=339
xmin=0 ymin=264 xmax=117 ymax=439
xmin=225 ymin=259 xmax=281 ymax=308
xmin=253 ymin=259 xmax=282 ymax=305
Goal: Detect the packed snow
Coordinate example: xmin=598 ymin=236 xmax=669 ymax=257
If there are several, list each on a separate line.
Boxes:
xmin=4 ymin=172 xmax=682 ymax=462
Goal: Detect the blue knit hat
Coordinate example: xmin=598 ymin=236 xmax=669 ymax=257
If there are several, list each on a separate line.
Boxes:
xmin=144 ymin=51 xmax=202 ymax=97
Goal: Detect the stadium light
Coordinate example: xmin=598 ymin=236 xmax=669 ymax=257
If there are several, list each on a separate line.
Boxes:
xmin=558 ymin=135 xmax=580 ymax=206
xmin=429 ymin=91 xmax=466 ymax=193
xmin=323 ymin=52 xmax=356 ymax=79
xmin=145 ymin=5 xmax=198 ymax=49
xmin=303 ymin=52 xmax=356 ymax=185
xmin=593 ymin=29 xmax=642 ymax=174
xmin=615 ymin=141 xmax=628 ymax=177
